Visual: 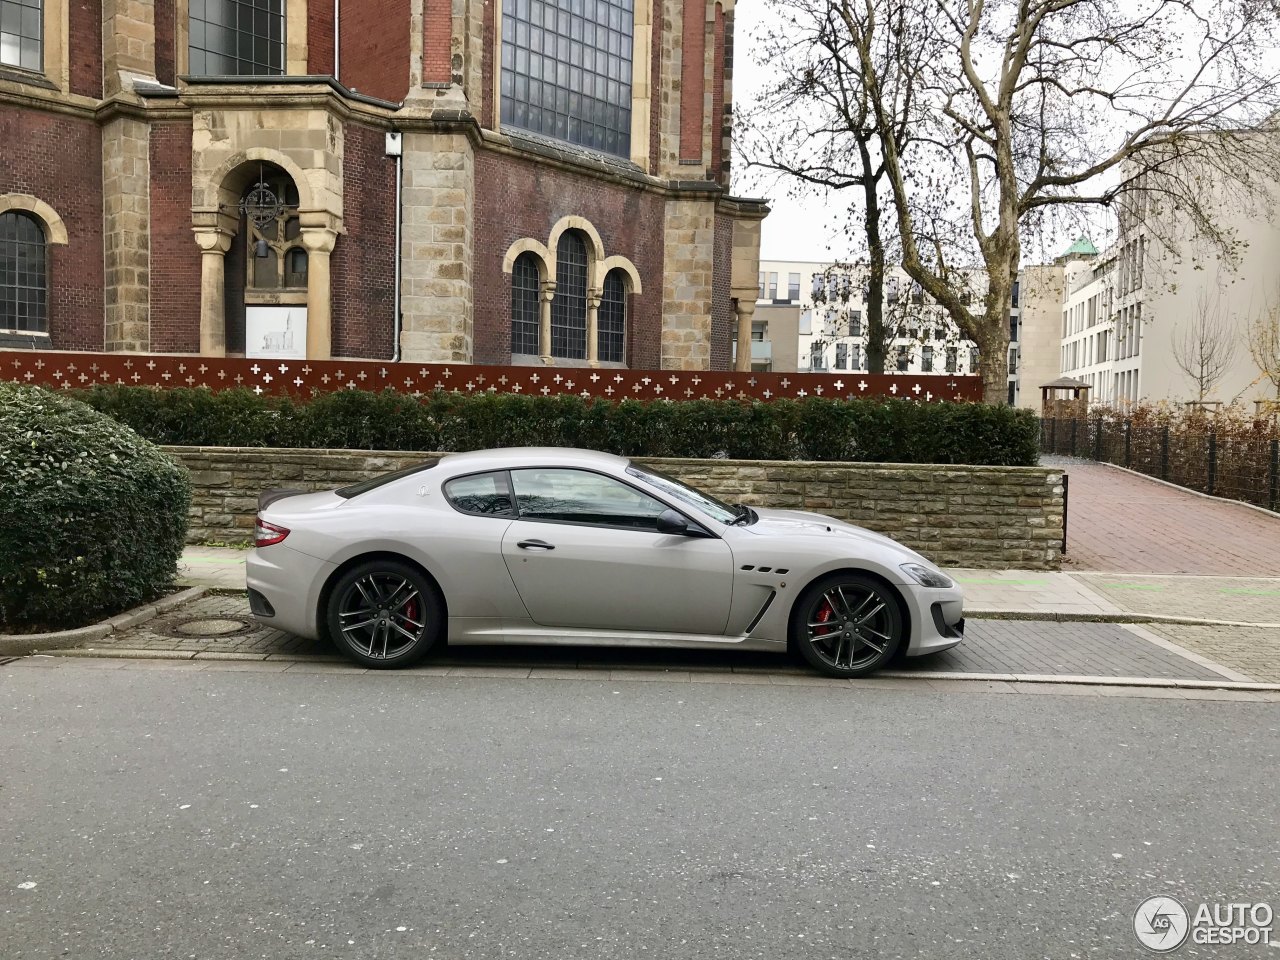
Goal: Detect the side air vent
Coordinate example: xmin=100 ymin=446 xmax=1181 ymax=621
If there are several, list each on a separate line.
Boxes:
xmin=740 ymin=564 xmax=755 ymax=571
xmin=745 ymin=591 xmax=776 ymax=633
xmin=757 ymin=566 xmax=771 ymax=573
xmin=776 ymin=568 xmax=789 ymax=575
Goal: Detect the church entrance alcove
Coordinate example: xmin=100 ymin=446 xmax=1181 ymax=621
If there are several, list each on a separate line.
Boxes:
xmin=223 ymin=163 xmax=309 ymax=357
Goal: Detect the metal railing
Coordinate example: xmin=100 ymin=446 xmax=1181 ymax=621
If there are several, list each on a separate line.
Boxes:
xmin=1041 ymin=417 xmax=1280 ymax=512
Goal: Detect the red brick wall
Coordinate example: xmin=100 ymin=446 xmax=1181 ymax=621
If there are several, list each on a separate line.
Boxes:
xmin=149 ymin=121 xmax=202 ymax=353
xmin=710 ymin=212 xmax=732 ymax=370
xmin=473 ymin=151 xmax=665 ymax=367
xmin=309 ymin=1 xmax=335 ymax=75
xmin=331 ymin=121 xmax=396 ymax=358
xmin=339 ymin=0 xmax=410 ymax=102
xmin=154 ymin=0 xmax=176 ymax=86
xmin=710 ymin=4 xmax=725 ymax=183
xmin=424 ymin=0 xmax=452 ymax=85
xmin=0 ymin=106 xmax=103 ymax=349
xmin=678 ymin=0 xmax=705 ymax=162
xmin=68 ymin=0 xmax=102 ymax=98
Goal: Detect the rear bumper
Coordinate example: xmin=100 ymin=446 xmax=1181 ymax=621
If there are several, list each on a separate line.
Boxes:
xmin=245 ymin=543 xmax=335 ymax=641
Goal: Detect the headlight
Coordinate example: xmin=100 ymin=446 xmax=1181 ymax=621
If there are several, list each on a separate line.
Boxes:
xmin=900 ymin=563 xmax=953 ymax=589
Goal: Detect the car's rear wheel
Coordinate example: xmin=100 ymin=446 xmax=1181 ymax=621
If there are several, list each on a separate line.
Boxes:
xmin=790 ymin=573 xmax=904 ymax=678
xmin=326 ymin=560 xmax=443 ymax=668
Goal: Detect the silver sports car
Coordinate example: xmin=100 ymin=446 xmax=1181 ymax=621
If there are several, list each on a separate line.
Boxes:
xmin=246 ymin=448 xmax=964 ymax=677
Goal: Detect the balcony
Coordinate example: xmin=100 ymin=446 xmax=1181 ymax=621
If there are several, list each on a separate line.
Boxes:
xmin=732 ymin=341 xmax=773 ymax=363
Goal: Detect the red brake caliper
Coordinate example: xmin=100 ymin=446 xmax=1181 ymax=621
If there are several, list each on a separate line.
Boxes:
xmin=816 ymin=600 xmax=834 ymax=632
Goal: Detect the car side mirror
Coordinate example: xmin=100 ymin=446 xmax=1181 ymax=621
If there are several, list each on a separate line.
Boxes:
xmin=655 ymin=508 xmax=691 ymax=536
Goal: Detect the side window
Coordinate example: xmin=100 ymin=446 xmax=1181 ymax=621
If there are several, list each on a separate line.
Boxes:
xmin=443 ymin=471 xmax=515 ymax=517
xmin=510 ymin=469 xmax=667 ymax=530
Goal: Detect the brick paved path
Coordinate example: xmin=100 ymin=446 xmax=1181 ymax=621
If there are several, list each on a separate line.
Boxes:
xmin=1044 ymin=456 xmax=1280 ymax=575
xmin=57 ymin=594 xmax=1238 ymax=682
xmin=1145 ymin=625 xmax=1280 ymax=683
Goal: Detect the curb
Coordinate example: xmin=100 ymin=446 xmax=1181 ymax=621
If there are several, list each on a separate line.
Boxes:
xmin=968 ymin=609 xmax=1280 ymax=629
xmin=24 ymin=647 xmax=1280 ymax=693
xmin=0 ymin=587 xmax=207 ymax=657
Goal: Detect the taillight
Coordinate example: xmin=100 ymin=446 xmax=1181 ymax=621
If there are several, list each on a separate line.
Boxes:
xmin=254 ymin=517 xmax=290 ymax=548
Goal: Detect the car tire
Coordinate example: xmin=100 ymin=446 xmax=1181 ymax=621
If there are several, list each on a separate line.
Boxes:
xmin=789 ymin=572 xmax=905 ymax=678
xmin=325 ymin=559 xmax=444 ymax=669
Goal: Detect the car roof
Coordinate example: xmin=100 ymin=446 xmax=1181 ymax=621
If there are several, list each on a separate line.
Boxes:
xmin=439 ymin=447 xmax=631 ymax=471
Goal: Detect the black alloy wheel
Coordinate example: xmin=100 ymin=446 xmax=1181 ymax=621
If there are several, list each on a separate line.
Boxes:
xmin=790 ymin=573 xmax=905 ymax=677
xmin=326 ymin=560 xmax=443 ymax=668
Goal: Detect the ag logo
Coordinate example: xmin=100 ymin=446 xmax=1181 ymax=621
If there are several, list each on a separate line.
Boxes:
xmin=1134 ymin=896 xmax=1190 ymax=952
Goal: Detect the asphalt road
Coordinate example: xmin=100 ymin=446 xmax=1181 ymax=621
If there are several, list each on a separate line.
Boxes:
xmin=2 ymin=663 xmax=1278 ymax=959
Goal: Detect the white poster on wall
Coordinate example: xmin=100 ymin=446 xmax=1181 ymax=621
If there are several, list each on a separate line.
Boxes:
xmin=246 ymin=306 xmax=308 ymax=359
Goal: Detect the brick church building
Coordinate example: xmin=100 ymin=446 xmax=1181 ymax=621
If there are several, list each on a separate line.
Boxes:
xmin=0 ymin=0 xmax=767 ymax=370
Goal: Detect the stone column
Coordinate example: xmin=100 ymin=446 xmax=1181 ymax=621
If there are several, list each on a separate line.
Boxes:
xmin=734 ymin=298 xmax=756 ymax=372
xmin=102 ymin=0 xmax=156 ymax=95
xmin=587 ymin=289 xmax=602 ymax=367
xmin=195 ymin=229 xmax=233 ymax=357
xmin=302 ymin=228 xmax=339 ymax=360
xmin=102 ymin=115 xmax=151 ymax=352
xmin=539 ymin=281 xmax=555 ymax=365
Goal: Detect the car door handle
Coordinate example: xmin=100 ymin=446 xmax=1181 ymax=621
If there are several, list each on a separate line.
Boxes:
xmin=516 ymin=539 xmax=555 ymax=551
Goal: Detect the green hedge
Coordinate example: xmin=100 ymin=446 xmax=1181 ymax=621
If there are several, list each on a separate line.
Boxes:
xmin=74 ymin=385 xmax=1040 ymax=466
xmin=0 ymin=384 xmax=191 ymax=632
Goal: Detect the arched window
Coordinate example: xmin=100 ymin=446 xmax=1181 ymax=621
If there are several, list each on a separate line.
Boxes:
xmin=243 ymin=173 xmax=305 ymax=291
xmin=511 ymin=251 xmax=540 ymax=355
xmin=0 ymin=211 xmax=47 ymax=333
xmin=599 ymin=268 xmax=627 ymax=363
xmin=551 ymin=232 xmax=587 ymax=359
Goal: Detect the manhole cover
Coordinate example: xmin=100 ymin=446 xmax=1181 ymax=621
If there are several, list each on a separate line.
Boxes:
xmin=163 ymin=617 xmax=256 ymax=638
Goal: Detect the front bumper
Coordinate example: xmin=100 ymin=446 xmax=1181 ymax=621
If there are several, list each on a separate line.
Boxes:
xmin=900 ymin=583 xmax=965 ymax=656
xmin=245 ymin=543 xmax=335 ymax=641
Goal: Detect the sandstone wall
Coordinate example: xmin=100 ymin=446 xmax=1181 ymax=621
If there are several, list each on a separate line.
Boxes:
xmin=164 ymin=447 xmax=1064 ymax=569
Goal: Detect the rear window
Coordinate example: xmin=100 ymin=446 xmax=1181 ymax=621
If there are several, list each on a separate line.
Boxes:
xmin=335 ymin=459 xmax=439 ymax=499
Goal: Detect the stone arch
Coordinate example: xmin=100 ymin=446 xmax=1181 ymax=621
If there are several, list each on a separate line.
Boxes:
xmin=546 ymin=215 xmax=607 ymax=285
xmin=600 ymin=254 xmax=642 ymax=295
xmin=0 ymin=194 xmax=69 ymax=245
xmin=198 ymin=148 xmax=320 ymax=217
xmin=502 ymin=237 xmax=553 ymax=279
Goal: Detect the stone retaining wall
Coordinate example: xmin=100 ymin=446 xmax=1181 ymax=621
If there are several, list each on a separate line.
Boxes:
xmin=164 ymin=446 xmax=1064 ymax=569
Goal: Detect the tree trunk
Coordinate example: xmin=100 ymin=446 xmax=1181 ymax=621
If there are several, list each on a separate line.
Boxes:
xmin=861 ymin=159 xmax=887 ymax=375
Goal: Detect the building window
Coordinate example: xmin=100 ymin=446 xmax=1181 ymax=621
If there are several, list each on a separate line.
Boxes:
xmin=767 ymin=272 xmax=778 ymax=300
xmin=835 ymin=343 xmax=847 ymax=370
xmin=190 ymin=0 xmax=285 ymax=77
xmin=810 ymin=342 xmax=825 ymax=370
xmin=849 ymin=312 xmax=862 ymax=337
xmin=921 ymin=345 xmax=933 ymax=372
xmin=1009 ymin=314 xmax=1019 ymax=342
xmin=511 ymin=252 xmax=541 ymax=355
xmin=501 ymin=0 xmax=634 ymax=158
xmin=945 ymin=347 xmax=958 ymax=373
xmin=599 ymin=268 xmax=626 ymax=363
xmin=758 ymin=271 xmax=765 ymax=300
xmin=0 ymin=0 xmax=41 ymax=71
xmin=896 ymin=346 xmax=909 ymax=371
xmin=0 ymin=211 xmax=47 ymax=333
xmin=1007 ymin=382 xmax=1016 ymax=405
xmin=787 ymin=273 xmax=801 ymax=302
xmin=1008 ymin=348 xmax=1018 ymax=375
xmin=551 ymin=231 xmax=588 ymax=359
xmin=969 ymin=347 xmax=980 ymax=371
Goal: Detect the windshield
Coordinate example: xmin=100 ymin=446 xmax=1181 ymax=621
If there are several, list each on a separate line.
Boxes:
xmin=626 ymin=465 xmax=740 ymax=524
xmin=335 ymin=459 xmax=439 ymax=499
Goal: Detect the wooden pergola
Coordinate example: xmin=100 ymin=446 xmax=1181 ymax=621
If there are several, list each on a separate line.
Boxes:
xmin=1040 ymin=376 xmax=1092 ymax=418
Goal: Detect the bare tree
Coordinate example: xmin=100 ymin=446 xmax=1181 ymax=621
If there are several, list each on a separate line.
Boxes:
xmin=1249 ymin=293 xmax=1280 ymax=401
xmin=1172 ymin=293 xmax=1238 ymax=401
xmin=750 ymin=0 xmax=1280 ymax=402
xmin=740 ymin=0 xmax=937 ymax=372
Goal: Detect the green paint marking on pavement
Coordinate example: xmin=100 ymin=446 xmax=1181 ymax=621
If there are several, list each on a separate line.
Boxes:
xmin=1218 ymin=588 xmax=1280 ymax=596
xmin=955 ymin=578 xmax=1048 ymax=585
xmin=1100 ymin=583 xmax=1167 ymax=591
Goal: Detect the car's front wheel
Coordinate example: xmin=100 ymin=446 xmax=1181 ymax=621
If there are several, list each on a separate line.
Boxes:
xmin=326 ymin=560 xmax=444 ymax=668
xmin=790 ymin=573 xmax=905 ymax=678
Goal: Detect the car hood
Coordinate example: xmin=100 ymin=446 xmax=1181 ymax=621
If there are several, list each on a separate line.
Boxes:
xmin=743 ymin=507 xmax=933 ymax=565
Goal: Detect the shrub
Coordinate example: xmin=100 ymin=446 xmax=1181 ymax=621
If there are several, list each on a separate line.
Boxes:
xmin=73 ymin=385 xmax=1041 ymax=466
xmin=0 ymin=384 xmax=191 ymax=632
